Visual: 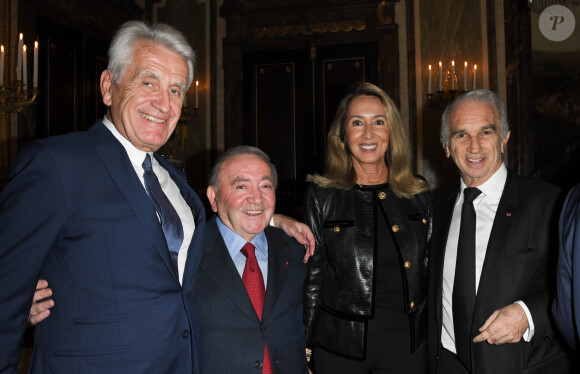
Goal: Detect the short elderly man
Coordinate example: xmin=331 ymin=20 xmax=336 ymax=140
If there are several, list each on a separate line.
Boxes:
xmin=427 ymin=89 xmax=571 ymax=373
xmin=197 ymin=145 xmax=308 ymax=374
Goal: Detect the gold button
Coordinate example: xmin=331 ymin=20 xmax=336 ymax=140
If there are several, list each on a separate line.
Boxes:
xmin=333 ymin=226 xmax=340 ymax=233
xmin=392 ymin=225 xmax=399 ymax=232
xmin=404 ymin=261 xmax=411 ymax=269
xmin=422 ymin=218 xmax=428 ymax=224
xmin=378 ymin=191 xmax=386 ymax=199
xmin=410 ymin=301 xmax=415 ymax=309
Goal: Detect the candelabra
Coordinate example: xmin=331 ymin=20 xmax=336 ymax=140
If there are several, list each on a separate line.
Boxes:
xmin=0 ymin=81 xmax=38 ymax=115
xmin=0 ymin=81 xmax=39 ymax=184
xmin=426 ymin=90 xmax=463 ymax=110
xmin=425 ymin=60 xmax=477 ymax=110
xmin=426 ymin=72 xmax=463 ymax=110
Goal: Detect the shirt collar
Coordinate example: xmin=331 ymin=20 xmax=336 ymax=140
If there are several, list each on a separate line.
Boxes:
xmin=457 ymin=163 xmax=507 ymax=206
xmin=102 ymin=116 xmax=149 ymax=168
xmin=216 ymin=216 xmax=268 ymax=259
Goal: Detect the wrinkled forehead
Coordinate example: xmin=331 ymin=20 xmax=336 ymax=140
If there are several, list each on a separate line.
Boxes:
xmin=449 ymin=100 xmax=498 ymax=129
xmin=218 ymin=155 xmax=273 ymax=184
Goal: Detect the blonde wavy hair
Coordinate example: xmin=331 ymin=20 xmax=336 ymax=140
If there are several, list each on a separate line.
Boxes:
xmin=307 ymin=82 xmax=429 ymax=198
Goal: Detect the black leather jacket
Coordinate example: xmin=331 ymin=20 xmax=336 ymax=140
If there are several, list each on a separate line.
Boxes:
xmin=304 ymin=182 xmax=432 ymax=359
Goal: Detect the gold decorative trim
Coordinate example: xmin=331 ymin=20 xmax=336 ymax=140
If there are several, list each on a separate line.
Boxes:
xmin=377 ymin=1 xmax=394 ymax=25
xmin=253 ymin=20 xmax=366 ymax=38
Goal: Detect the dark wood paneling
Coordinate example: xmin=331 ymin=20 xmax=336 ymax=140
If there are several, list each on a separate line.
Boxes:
xmin=46 ymin=36 xmax=77 ymax=136
xmin=256 ymin=63 xmax=297 ymax=200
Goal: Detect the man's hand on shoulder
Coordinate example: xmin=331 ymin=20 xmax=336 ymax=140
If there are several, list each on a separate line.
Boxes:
xmin=473 ymin=303 xmax=529 ymax=345
xmin=29 ymin=279 xmax=54 ymax=326
xmin=272 ymin=214 xmax=315 ymax=263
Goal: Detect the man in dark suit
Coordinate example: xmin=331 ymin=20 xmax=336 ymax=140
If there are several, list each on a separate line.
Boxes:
xmin=0 ymin=21 xmax=206 ymax=373
xmin=197 ymin=145 xmax=308 ymax=374
xmin=427 ymin=89 xmax=571 ymax=373
xmin=553 ymin=183 xmax=580 ymax=350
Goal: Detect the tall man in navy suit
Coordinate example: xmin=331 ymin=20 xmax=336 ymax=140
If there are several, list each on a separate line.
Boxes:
xmin=197 ymin=145 xmax=308 ymax=374
xmin=0 ymin=21 xmax=206 ymax=374
xmin=427 ymin=89 xmax=571 ymax=373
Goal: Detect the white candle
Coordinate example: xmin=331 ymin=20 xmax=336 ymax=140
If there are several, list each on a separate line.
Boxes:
xmin=451 ymin=61 xmax=455 ymax=90
xmin=22 ymin=45 xmax=27 ymax=89
xmin=473 ymin=65 xmax=477 ymax=90
xmin=438 ymin=61 xmax=442 ymax=91
xmin=0 ymin=45 xmax=4 ymax=86
xmin=33 ymin=41 xmax=38 ymax=88
xmin=427 ymin=65 xmax=432 ymax=94
xmin=463 ymin=61 xmax=468 ymax=91
xmin=16 ymin=33 xmax=23 ymax=80
xmin=195 ymin=80 xmax=199 ymax=108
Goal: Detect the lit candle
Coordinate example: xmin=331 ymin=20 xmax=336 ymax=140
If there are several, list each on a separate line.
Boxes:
xmin=473 ymin=64 xmax=477 ymax=90
xmin=0 ymin=45 xmax=4 ymax=87
xmin=463 ymin=61 xmax=468 ymax=91
xmin=22 ymin=45 xmax=27 ymax=89
xmin=427 ymin=65 xmax=432 ymax=94
xmin=195 ymin=80 xmax=199 ymax=108
xmin=438 ymin=61 xmax=442 ymax=91
xmin=16 ymin=33 xmax=23 ymax=80
xmin=33 ymin=41 xmax=38 ymax=88
xmin=451 ymin=61 xmax=455 ymax=90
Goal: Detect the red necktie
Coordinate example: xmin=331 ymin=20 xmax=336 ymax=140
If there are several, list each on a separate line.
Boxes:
xmin=241 ymin=242 xmax=273 ymax=374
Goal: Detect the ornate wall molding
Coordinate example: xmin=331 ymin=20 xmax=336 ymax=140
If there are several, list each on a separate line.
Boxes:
xmin=253 ymin=19 xmax=366 ymax=38
xmin=221 ymin=0 xmax=397 ymax=43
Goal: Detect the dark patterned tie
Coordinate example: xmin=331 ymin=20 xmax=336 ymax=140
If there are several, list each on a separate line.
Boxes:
xmin=453 ymin=187 xmax=482 ymax=370
xmin=142 ymin=154 xmax=183 ymax=272
xmin=241 ymin=242 xmax=273 ymax=374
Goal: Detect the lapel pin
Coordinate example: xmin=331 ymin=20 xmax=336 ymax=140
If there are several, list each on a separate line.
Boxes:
xmin=285 ymin=261 xmax=289 ymax=266
xmin=506 ymin=212 xmax=511 ymax=216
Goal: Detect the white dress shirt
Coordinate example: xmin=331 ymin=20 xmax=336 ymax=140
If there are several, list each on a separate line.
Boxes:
xmin=441 ymin=163 xmax=534 ymax=353
xmin=102 ymin=117 xmax=195 ymax=285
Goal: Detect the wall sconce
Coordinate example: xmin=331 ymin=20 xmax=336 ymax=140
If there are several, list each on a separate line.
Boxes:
xmin=426 ymin=60 xmax=477 ymax=109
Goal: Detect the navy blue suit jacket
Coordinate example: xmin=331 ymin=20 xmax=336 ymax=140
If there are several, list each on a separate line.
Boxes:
xmin=0 ymin=121 xmax=206 ymax=374
xmin=553 ymin=183 xmax=580 ymax=349
xmin=195 ymin=216 xmax=308 ymax=374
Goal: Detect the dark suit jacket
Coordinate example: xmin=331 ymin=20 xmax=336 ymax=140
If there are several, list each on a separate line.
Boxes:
xmin=195 ymin=216 xmax=308 ymax=374
xmin=428 ymin=171 xmax=571 ymax=374
xmin=0 ymin=121 xmax=206 ymax=374
xmin=553 ymin=183 xmax=580 ymax=349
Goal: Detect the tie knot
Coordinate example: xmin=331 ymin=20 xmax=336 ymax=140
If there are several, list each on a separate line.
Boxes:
xmin=241 ymin=242 xmax=256 ymax=259
xmin=142 ymin=153 xmax=153 ymax=172
xmin=463 ymin=187 xmax=481 ymax=203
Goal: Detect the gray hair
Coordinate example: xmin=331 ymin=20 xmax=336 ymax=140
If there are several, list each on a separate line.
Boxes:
xmin=107 ymin=21 xmax=196 ymax=90
xmin=208 ymin=146 xmax=278 ymax=189
xmin=440 ymin=89 xmax=509 ymax=147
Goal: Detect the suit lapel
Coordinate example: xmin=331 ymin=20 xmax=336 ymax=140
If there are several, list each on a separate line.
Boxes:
xmin=262 ymin=227 xmax=291 ymax=320
xmin=200 ymin=217 xmax=258 ymax=321
xmin=89 ymin=122 xmax=179 ymax=284
xmin=474 ymin=172 xmax=518 ymax=310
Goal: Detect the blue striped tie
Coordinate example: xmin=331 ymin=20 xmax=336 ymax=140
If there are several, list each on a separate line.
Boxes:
xmin=142 ymin=154 xmax=183 ymax=272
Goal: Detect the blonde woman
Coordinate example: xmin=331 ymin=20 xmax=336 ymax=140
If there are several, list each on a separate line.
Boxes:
xmin=304 ymin=82 xmax=431 ymax=373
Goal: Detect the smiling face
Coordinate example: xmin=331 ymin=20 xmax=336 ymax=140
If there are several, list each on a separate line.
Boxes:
xmin=345 ymin=95 xmax=390 ymax=172
xmin=206 ymin=154 xmax=276 ymax=242
xmin=100 ymin=40 xmax=188 ymax=152
xmin=443 ymin=100 xmax=510 ymax=187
